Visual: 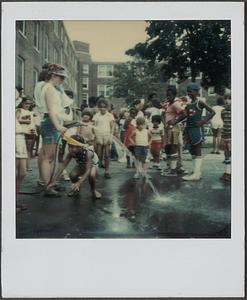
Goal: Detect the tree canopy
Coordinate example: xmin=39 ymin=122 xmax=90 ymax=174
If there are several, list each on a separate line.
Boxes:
xmin=126 ymin=20 xmax=231 ymax=91
xmin=113 ymin=60 xmax=165 ymax=104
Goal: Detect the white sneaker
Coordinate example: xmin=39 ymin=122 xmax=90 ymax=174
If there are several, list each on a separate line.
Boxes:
xmin=134 ymin=173 xmax=140 ymax=179
xmin=182 ymin=173 xmax=201 ymax=181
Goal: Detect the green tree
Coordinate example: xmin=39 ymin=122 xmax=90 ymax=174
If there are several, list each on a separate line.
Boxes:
xmin=126 ymin=20 xmax=231 ymax=90
xmin=113 ymin=59 xmax=165 ymax=104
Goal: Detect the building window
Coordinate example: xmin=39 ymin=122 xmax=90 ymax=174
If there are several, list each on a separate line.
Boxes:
xmin=33 ymin=69 xmax=39 ymax=90
xmin=33 ymin=22 xmax=40 ymax=51
xmin=53 ymin=48 xmax=58 ymax=64
xmin=82 ymin=64 xmax=89 ymax=74
xmin=17 ymin=56 xmax=25 ymax=89
xmin=97 ymin=65 xmax=114 ymax=78
xmin=44 ymin=34 xmax=49 ymax=61
xmin=18 ymin=21 xmax=26 ymax=36
xmin=97 ymin=84 xmax=113 ymax=98
xmin=82 ymin=93 xmax=89 ymax=103
xmin=82 ymin=77 xmax=89 ymax=90
xmin=208 ymin=86 xmax=216 ymax=96
xmin=54 ymin=21 xmax=59 ymax=37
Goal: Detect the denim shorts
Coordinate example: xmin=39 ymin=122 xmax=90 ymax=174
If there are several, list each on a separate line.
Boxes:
xmin=40 ymin=115 xmax=61 ymax=144
xmin=134 ymin=145 xmax=148 ymax=158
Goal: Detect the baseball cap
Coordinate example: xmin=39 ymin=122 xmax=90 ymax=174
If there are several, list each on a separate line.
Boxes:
xmin=187 ymin=82 xmax=200 ymax=91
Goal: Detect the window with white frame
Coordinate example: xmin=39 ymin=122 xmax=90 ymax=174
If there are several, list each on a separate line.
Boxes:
xmin=82 ymin=93 xmax=89 ymax=103
xmin=18 ymin=21 xmax=26 ymax=36
xmin=208 ymin=86 xmax=216 ymax=96
xmin=82 ymin=64 xmax=89 ymax=74
xmin=97 ymin=65 xmax=114 ymax=78
xmin=33 ymin=69 xmax=39 ymax=90
xmin=97 ymin=85 xmax=113 ymax=98
xmin=33 ymin=22 xmax=40 ymax=50
xmin=54 ymin=21 xmax=59 ymax=37
xmin=44 ymin=34 xmax=49 ymax=61
xmin=17 ymin=56 xmax=25 ymax=89
xmin=53 ymin=48 xmax=58 ymax=64
xmin=82 ymin=77 xmax=89 ymax=90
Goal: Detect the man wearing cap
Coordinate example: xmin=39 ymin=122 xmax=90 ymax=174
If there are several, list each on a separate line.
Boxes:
xmin=181 ymin=82 xmax=215 ymax=180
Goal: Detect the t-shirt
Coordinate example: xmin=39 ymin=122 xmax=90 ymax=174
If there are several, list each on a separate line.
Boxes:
xmin=150 ymin=127 xmax=164 ymax=142
xmin=211 ymin=105 xmax=224 ymax=129
xmin=92 ymin=111 xmax=114 ymax=135
xmin=17 ymin=108 xmax=36 ymax=134
xmin=146 ymin=107 xmax=161 ymax=118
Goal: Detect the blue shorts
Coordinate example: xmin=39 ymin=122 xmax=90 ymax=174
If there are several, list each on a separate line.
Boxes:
xmin=40 ymin=115 xmax=61 ymax=144
xmin=134 ymin=145 xmax=148 ymax=158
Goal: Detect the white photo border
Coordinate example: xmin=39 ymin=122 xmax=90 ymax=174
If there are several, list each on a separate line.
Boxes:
xmin=2 ymin=1 xmax=245 ymax=298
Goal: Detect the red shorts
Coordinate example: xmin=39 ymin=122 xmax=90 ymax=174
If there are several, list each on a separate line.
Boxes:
xmin=151 ymin=141 xmax=162 ymax=153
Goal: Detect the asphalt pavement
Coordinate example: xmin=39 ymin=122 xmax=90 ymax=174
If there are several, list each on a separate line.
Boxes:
xmin=16 ymin=149 xmax=231 ymax=239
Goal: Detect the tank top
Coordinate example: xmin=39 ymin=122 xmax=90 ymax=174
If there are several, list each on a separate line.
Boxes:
xmin=40 ymin=82 xmax=64 ymax=118
xmin=135 ymin=128 xmax=149 ymax=146
xmin=186 ymin=100 xmax=203 ymax=128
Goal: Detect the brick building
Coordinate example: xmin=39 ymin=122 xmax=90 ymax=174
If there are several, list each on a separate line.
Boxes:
xmin=16 ymin=20 xmax=78 ymax=104
xmin=73 ymin=40 xmax=122 ymax=109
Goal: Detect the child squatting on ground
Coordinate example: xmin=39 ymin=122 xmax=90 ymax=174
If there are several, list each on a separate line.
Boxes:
xmin=47 ymin=135 xmax=101 ymax=199
xmin=129 ymin=116 xmax=152 ymax=179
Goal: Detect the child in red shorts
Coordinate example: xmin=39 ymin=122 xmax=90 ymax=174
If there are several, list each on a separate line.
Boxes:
xmin=150 ymin=115 xmax=164 ymax=170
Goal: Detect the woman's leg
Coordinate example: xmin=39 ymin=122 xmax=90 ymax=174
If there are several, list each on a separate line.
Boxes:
xmin=39 ymin=143 xmax=57 ymax=186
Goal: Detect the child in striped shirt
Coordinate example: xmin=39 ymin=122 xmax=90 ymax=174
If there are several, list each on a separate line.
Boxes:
xmin=220 ymin=94 xmax=231 ymax=182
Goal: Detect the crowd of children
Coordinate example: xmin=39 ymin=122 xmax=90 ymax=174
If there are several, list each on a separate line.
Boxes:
xmin=16 ymin=66 xmax=232 ymax=211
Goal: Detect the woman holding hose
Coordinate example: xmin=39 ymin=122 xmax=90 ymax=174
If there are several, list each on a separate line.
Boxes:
xmin=38 ymin=64 xmax=68 ymax=197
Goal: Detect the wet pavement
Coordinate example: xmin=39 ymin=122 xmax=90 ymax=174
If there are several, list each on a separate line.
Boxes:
xmin=16 ymin=150 xmax=231 ymax=239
